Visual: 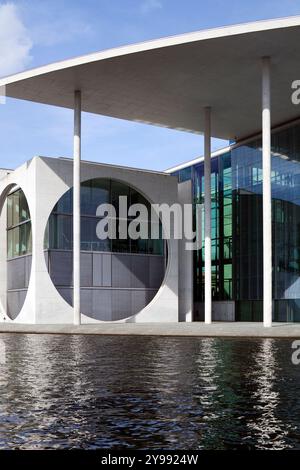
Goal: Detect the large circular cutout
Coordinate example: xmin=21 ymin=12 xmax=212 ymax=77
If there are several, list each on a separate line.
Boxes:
xmin=44 ymin=178 xmax=166 ymax=321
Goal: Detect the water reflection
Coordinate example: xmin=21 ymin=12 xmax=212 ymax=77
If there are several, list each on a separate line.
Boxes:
xmin=246 ymin=339 xmax=293 ymax=449
xmin=0 ymin=334 xmax=299 ymax=449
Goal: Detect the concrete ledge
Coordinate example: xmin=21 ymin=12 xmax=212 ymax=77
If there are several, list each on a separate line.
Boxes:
xmin=0 ymin=322 xmax=300 ymax=338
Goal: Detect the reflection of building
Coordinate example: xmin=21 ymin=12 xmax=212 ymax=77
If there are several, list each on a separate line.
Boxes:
xmin=0 ymin=17 xmax=300 ymax=324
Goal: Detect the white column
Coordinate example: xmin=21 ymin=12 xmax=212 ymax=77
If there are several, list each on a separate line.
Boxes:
xmin=262 ymin=57 xmax=272 ymax=327
xmin=204 ymin=107 xmax=212 ymax=324
xmin=73 ymin=90 xmax=81 ymax=325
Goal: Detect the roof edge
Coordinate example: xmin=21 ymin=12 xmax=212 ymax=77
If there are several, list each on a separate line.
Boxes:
xmin=1 ymin=15 xmax=300 ymax=87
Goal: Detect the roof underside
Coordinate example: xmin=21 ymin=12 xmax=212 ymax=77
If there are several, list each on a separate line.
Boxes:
xmin=2 ymin=17 xmax=300 ymax=140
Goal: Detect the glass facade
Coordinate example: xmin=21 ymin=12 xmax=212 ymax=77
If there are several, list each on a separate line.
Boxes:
xmin=172 ymin=121 xmax=300 ymax=322
xmin=7 ymin=189 xmax=32 ymax=259
xmin=45 ymin=178 xmax=164 ymax=256
xmin=184 ymin=152 xmax=233 ymax=307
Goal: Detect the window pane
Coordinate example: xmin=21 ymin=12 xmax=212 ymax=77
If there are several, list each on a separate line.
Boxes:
xmin=12 ymin=192 xmax=20 ymax=226
xmin=19 ymin=190 xmax=30 ymax=222
xmin=7 ymin=229 xmax=13 ymax=259
xmin=91 ymin=179 xmax=110 ymax=215
xmin=22 ymin=222 xmax=32 ymax=255
xmin=49 ymin=214 xmax=73 ymax=250
xmin=111 ymin=181 xmax=129 ymax=215
xmin=81 ymin=216 xmax=111 ymax=252
xmin=130 ymin=189 xmax=151 ymax=213
xmin=131 ymin=238 xmax=148 ymax=254
xmin=12 ymin=226 xmax=20 ymax=258
xmin=7 ymin=195 xmax=13 ymax=228
xmin=6 ymin=189 xmax=32 ymax=259
xmin=81 ymin=183 xmax=92 ymax=215
xmin=148 ymin=238 xmax=164 ymax=256
xmin=54 ymin=188 xmax=73 ymax=214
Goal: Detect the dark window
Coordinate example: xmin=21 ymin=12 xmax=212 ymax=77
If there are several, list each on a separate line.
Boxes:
xmin=45 ymin=178 xmax=164 ymax=256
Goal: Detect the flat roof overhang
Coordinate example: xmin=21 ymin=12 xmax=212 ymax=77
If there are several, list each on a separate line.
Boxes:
xmin=1 ymin=16 xmax=300 ymax=141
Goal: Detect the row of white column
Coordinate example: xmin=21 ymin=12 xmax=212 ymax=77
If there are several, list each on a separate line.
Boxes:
xmin=204 ymin=57 xmax=272 ymax=327
xmin=71 ymin=56 xmax=273 ymax=327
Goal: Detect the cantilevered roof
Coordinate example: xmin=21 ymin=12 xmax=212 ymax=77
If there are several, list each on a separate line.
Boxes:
xmin=1 ymin=16 xmax=300 ymax=140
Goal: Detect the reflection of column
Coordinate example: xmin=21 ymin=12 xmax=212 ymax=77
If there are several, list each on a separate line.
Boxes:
xmin=73 ymin=90 xmax=81 ymax=325
xmin=196 ymin=337 xmax=218 ymax=398
xmin=204 ymin=107 xmax=212 ymax=324
xmin=247 ymin=339 xmax=287 ymax=449
xmin=262 ymin=57 xmax=272 ymax=327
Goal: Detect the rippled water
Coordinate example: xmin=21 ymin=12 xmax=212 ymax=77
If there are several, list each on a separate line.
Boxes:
xmin=0 ymin=334 xmax=299 ymax=449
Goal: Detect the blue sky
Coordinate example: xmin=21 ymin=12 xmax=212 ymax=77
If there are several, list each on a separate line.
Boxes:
xmin=1 ymin=0 xmax=300 ymax=171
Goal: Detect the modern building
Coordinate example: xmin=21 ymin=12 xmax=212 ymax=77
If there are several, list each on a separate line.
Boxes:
xmin=0 ymin=16 xmax=300 ymax=325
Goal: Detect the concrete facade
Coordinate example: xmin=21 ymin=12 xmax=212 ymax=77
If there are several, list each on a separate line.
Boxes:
xmin=0 ymin=157 xmax=180 ymax=324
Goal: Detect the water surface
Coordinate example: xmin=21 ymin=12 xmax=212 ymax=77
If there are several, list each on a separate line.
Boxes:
xmin=0 ymin=334 xmax=299 ymax=449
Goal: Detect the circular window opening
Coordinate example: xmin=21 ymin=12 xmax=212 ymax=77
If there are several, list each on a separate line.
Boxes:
xmin=44 ymin=178 xmax=166 ymax=321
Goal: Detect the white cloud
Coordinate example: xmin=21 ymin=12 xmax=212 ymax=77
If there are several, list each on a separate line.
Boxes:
xmin=0 ymin=3 xmax=32 ymax=77
xmin=140 ymin=0 xmax=163 ymax=14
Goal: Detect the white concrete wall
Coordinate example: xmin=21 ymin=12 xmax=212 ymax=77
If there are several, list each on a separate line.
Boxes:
xmin=0 ymin=157 xmax=179 ymax=324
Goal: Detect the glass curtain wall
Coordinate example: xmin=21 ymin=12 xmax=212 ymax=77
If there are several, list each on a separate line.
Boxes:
xmin=193 ymin=153 xmax=233 ymax=306
xmin=232 ymin=123 xmax=300 ymax=321
xmin=173 ymin=121 xmax=300 ymax=322
xmin=175 ymin=152 xmax=233 ymax=320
